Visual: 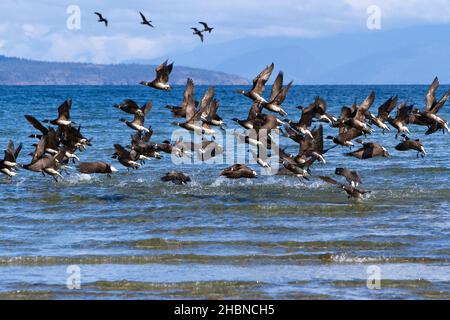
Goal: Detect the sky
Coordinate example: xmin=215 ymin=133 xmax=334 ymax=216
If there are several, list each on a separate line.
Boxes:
xmin=0 ymin=0 xmax=449 ymax=63
xmin=1 ymin=1 xmax=450 ymax=83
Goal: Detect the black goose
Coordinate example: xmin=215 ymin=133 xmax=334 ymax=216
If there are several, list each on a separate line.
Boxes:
xmin=130 ymin=130 xmax=161 ymax=161
xmin=172 ymin=86 xmax=216 ymax=136
xmin=25 ymin=115 xmax=61 ymax=155
xmin=345 ymin=140 xmax=389 ymax=159
xmin=112 ymin=144 xmax=141 ymax=170
xmin=140 ymin=60 xmax=174 ymax=90
xmin=319 ymin=176 xmax=368 ymax=199
xmin=326 ymin=127 xmax=364 ymax=147
xmin=191 ymin=27 xmax=204 ymax=42
xmin=139 ymin=11 xmax=154 ymax=27
xmin=262 ymin=71 xmax=292 ymax=116
xmin=369 ymin=96 xmax=398 ymax=134
xmin=23 ymin=137 xmax=66 ymax=181
xmin=199 ymin=22 xmax=214 ymax=33
xmin=237 ymin=63 xmax=274 ymax=103
xmin=220 ymin=164 xmax=257 ymax=179
xmin=161 ymin=171 xmax=191 ymax=185
xmin=114 ymin=99 xmax=146 ymax=116
xmin=395 ymin=134 xmax=426 ymax=158
xmin=119 ymin=101 xmax=153 ymax=133
xmin=313 ymin=97 xmax=337 ymax=125
xmin=0 ymin=140 xmax=22 ymax=178
xmin=411 ymin=77 xmax=450 ymax=134
xmin=43 ymin=99 xmax=73 ymax=127
xmin=166 ymin=78 xmax=196 ymax=118
xmin=232 ymin=101 xmax=262 ymax=130
xmin=94 ymin=12 xmax=108 ymax=26
xmin=77 ymin=162 xmax=118 ymax=177
xmin=338 ymin=92 xmax=375 ymax=134
xmin=201 ymin=99 xmax=225 ymax=129
xmin=388 ymin=100 xmax=413 ymax=138
xmin=334 ymin=168 xmax=362 ymax=187
xmin=285 ymin=101 xmax=316 ymax=139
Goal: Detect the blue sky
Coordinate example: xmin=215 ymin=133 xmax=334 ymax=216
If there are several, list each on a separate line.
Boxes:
xmin=0 ymin=0 xmax=449 ymax=63
xmin=1 ymin=1 xmax=450 ymax=83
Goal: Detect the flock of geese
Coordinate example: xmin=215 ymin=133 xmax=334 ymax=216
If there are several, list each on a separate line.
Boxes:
xmin=94 ymin=11 xmax=214 ymax=42
xmin=1 ymin=61 xmax=449 ymax=200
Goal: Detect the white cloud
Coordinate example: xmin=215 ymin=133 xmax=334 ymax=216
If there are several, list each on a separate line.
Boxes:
xmin=0 ymin=0 xmax=449 ymax=63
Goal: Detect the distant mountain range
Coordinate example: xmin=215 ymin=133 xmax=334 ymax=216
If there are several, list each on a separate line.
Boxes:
xmin=127 ymin=25 xmax=450 ymax=85
xmin=0 ymin=55 xmax=249 ymax=85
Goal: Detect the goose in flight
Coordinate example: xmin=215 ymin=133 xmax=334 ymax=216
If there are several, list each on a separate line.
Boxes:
xmin=140 ymin=60 xmax=174 ymax=91
xmin=411 ymin=77 xmax=450 ymax=134
xmin=319 ymin=175 xmax=369 ymax=199
xmin=345 ymin=140 xmax=389 ymax=159
xmin=139 ymin=11 xmax=154 ymax=27
xmin=388 ymin=99 xmax=413 ymax=138
xmin=395 ymin=134 xmax=426 ymax=158
xmin=334 ymin=168 xmax=362 ymax=187
xmin=166 ymin=78 xmax=196 ymax=118
xmin=77 ymin=162 xmax=118 ymax=177
xmin=237 ymin=63 xmax=274 ymax=104
xmin=0 ymin=140 xmax=22 ymax=179
xmin=43 ymin=99 xmax=73 ymax=127
xmin=94 ymin=12 xmax=108 ymax=27
xmin=172 ymin=86 xmax=216 ymax=136
xmin=119 ymin=101 xmax=153 ymax=133
xmin=198 ymin=22 xmax=214 ymax=33
xmin=191 ymin=27 xmax=204 ymax=42
xmin=262 ymin=71 xmax=292 ymax=116
xmin=369 ymin=96 xmax=398 ymax=134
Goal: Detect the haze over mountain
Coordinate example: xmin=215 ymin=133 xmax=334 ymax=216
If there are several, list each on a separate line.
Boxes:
xmin=0 ymin=55 xmax=248 ymax=85
xmin=126 ymin=25 xmax=450 ymax=85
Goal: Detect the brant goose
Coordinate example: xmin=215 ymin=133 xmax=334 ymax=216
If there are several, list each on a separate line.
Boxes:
xmin=345 ymin=140 xmax=389 ymax=159
xmin=319 ymin=176 xmax=369 ymax=199
xmin=199 ymin=22 xmax=214 ymax=33
xmin=114 ymin=99 xmax=147 ymax=116
xmin=337 ymin=92 xmax=375 ymax=134
xmin=166 ymin=78 xmax=196 ymax=118
xmin=119 ymin=101 xmax=153 ymax=133
xmin=139 ymin=12 xmax=154 ymax=27
xmin=388 ymin=100 xmax=413 ymax=138
xmin=172 ymin=87 xmax=216 ymax=136
xmin=43 ymin=99 xmax=73 ymax=127
xmin=220 ymin=164 xmax=257 ymax=179
xmin=191 ymin=27 xmax=204 ymax=42
xmin=201 ymin=99 xmax=225 ymax=129
xmin=77 ymin=162 xmax=118 ymax=177
xmin=411 ymin=77 xmax=450 ymax=134
xmin=130 ymin=130 xmax=161 ymax=161
xmin=23 ymin=137 xmax=65 ymax=181
xmin=0 ymin=140 xmax=22 ymax=178
xmin=285 ymin=101 xmax=316 ymax=139
xmin=140 ymin=60 xmax=174 ymax=90
xmin=313 ymin=97 xmax=337 ymax=124
xmin=327 ymin=127 xmax=364 ymax=147
xmin=94 ymin=12 xmax=108 ymax=27
xmin=161 ymin=171 xmax=191 ymax=185
xmin=262 ymin=71 xmax=292 ymax=116
xmin=395 ymin=134 xmax=426 ymax=158
xmin=112 ymin=144 xmax=141 ymax=170
xmin=232 ymin=101 xmax=262 ymax=130
xmin=369 ymin=96 xmax=398 ymax=134
xmin=237 ymin=63 xmax=274 ymax=104
xmin=334 ymin=168 xmax=362 ymax=187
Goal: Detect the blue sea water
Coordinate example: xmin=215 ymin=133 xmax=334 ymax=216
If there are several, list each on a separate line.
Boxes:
xmin=0 ymin=85 xmax=448 ymax=299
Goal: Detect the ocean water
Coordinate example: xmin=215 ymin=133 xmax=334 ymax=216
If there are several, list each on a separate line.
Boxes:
xmin=0 ymin=85 xmax=448 ymax=300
